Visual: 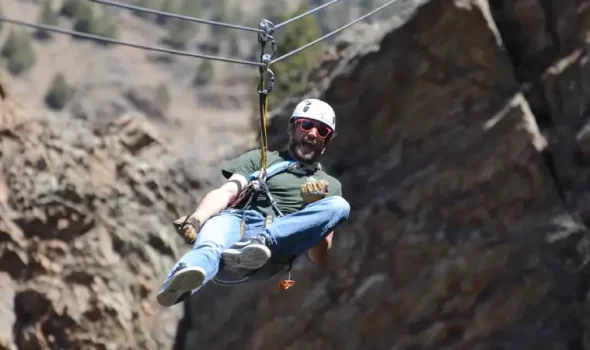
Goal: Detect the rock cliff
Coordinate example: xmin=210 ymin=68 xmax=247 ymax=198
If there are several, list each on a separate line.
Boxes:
xmin=176 ymin=0 xmax=590 ymax=349
xmin=0 ymin=83 xmax=205 ymax=349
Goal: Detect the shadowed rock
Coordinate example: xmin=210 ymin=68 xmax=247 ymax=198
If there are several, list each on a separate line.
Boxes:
xmin=175 ymin=1 xmax=590 ymax=349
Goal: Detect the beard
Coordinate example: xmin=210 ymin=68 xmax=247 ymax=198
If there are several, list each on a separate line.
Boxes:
xmin=289 ymin=138 xmax=322 ymax=164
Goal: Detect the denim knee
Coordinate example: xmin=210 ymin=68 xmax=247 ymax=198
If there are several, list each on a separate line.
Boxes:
xmin=193 ymin=240 xmax=224 ymax=254
xmin=323 ymin=196 xmax=351 ymax=220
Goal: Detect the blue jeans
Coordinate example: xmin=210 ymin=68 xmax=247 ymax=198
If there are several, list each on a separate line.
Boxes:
xmin=169 ymin=196 xmax=350 ymax=290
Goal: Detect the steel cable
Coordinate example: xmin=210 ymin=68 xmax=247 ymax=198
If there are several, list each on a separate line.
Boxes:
xmin=274 ymin=0 xmax=343 ymax=29
xmin=89 ymin=0 xmax=264 ymax=34
xmin=0 ymin=17 xmax=265 ymax=67
xmin=271 ymin=0 xmax=400 ymax=65
xmin=0 ymin=1 xmax=399 ymax=68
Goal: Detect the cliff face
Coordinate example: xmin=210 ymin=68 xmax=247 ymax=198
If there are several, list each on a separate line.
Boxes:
xmin=0 ymin=87 xmax=204 ymax=349
xmin=177 ymin=0 xmax=590 ymax=349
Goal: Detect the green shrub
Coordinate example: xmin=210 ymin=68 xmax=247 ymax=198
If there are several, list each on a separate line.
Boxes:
xmin=36 ymin=0 xmax=59 ymax=40
xmin=59 ymin=0 xmax=81 ymax=18
xmin=193 ymin=60 xmax=214 ymax=86
xmin=1 ymin=31 xmax=36 ymax=76
xmin=44 ymin=72 xmax=74 ymax=110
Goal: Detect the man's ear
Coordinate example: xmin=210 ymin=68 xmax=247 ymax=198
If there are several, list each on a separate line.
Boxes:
xmin=287 ymin=122 xmax=295 ymax=136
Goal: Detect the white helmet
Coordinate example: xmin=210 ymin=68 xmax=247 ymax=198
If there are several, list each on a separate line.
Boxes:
xmin=289 ymin=98 xmax=336 ymax=133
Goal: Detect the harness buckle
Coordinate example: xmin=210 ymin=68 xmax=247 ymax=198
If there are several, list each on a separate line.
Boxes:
xmin=251 ymin=179 xmax=262 ymax=192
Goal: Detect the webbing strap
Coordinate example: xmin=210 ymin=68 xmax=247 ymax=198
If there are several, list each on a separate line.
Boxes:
xmin=248 ymin=160 xmax=295 ymax=180
xmin=235 ymin=159 xmax=295 ymax=238
xmin=254 ymin=160 xmax=295 ymax=217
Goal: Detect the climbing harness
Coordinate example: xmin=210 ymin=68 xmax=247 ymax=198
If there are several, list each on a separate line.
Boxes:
xmin=211 ymin=20 xmax=299 ymax=290
xmin=230 ymin=18 xmax=282 ymax=229
xmin=212 ymin=159 xmax=297 ymax=287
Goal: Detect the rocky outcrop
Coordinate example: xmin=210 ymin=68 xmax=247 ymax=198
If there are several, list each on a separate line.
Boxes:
xmin=0 ymin=83 xmax=203 ymax=349
xmin=175 ymin=0 xmax=590 ymax=349
xmin=70 ymin=82 xmax=171 ymax=124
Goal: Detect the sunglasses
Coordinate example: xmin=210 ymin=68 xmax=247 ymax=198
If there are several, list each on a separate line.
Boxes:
xmin=296 ymin=119 xmax=332 ymax=138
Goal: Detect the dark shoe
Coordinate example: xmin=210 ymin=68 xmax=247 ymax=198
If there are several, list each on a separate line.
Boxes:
xmin=221 ymin=235 xmax=271 ymax=270
xmin=156 ymin=263 xmax=205 ymax=307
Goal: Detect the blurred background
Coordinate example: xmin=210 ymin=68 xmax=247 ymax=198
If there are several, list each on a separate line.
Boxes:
xmin=2 ymin=0 xmax=590 ymax=349
xmin=0 ymin=0 xmax=395 ymax=169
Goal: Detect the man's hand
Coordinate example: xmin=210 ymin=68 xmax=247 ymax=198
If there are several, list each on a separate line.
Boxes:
xmin=307 ymin=232 xmax=333 ymax=265
xmin=172 ymin=174 xmax=246 ymax=246
xmin=172 ymin=216 xmax=200 ymax=245
xmin=300 ymin=180 xmax=329 ymax=203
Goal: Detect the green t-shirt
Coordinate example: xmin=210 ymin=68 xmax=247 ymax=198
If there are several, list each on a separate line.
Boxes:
xmin=221 ymin=149 xmax=343 ymax=216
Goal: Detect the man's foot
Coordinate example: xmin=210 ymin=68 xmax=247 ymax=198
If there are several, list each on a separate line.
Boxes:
xmin=156 ymin=263 xmax=205 ymax=307
xmin=213 ymin=266 xmax=252 ymax=286
xmin=222 ymin=235 xmax=271 ymax=270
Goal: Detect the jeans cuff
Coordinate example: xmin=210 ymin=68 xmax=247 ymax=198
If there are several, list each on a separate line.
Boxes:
xmin=260 ymin=229 xmax=278 ymax=246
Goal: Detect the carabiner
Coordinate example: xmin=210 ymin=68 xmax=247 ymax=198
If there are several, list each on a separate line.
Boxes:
xmin=257 ymin=19 xmax=275 ymax=44
xmin=258 ymin=54 xmax=275 ymax=95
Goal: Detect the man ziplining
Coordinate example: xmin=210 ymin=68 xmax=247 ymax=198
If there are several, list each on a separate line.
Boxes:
xmin=0 ymin=0 xmax=395 ymax=310
xmin=0 ymin=0 xmax=396 ymax=309
xmin=156 ymin=98 xmax=351 ymax=307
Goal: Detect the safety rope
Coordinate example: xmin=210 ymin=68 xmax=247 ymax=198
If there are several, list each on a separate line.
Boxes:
xmin=256 ymin=19 xmax=276 ymax=176
xmin=253 ymin=19 xmax=298 ymax=291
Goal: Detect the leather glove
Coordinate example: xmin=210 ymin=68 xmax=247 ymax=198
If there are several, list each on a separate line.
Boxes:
xmin=300 ymin=180 xmax=329 ymax=203
xmin=172 ymin=216 xmax=200 ymax=245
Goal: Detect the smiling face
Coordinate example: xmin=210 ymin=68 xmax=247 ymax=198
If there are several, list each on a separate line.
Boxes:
xmin=288 ymin=118 xmax=333 ymax=164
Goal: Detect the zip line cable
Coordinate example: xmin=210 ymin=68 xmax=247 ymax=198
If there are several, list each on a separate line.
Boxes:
xmin=0 ymin=0 xmax=398 ymax=69
xmin=0 ymin=17 xmax=265 ymax=67
xmin=91 ymin=0 xmax=341 ymax=33
xmin=89 ymin=0 xmax=264 ymax=34
xmin=271 ymin=0 xmax=400 ymax=65
xmin=274 ymin=0 xmax=343 ymax=29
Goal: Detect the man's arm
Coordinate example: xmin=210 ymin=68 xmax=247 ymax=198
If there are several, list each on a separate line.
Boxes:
xmin=187 ymin=173 xmax=248 ymax=227
xmin=307 ymin=180 xmax=342 ymax=264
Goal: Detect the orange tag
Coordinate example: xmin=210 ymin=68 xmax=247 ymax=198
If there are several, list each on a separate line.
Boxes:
xmin=279 ymin=279 xmax=295 ymax=290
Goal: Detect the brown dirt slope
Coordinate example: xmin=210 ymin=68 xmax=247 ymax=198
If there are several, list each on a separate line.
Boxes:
xmin=0 ymin=77 xmax=205 ymax=350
